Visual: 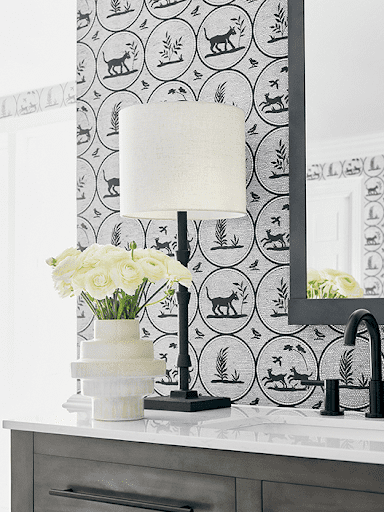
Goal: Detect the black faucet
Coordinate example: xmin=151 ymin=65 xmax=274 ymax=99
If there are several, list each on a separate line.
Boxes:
xmin=344 ymin=309 xmax=384 ymax=418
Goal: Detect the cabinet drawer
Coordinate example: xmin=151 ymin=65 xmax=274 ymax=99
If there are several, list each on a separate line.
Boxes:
xmin=263 ymin=481 xmax=384 ymax=512
xmin=34 ymin=454 xmax=235 ymax=512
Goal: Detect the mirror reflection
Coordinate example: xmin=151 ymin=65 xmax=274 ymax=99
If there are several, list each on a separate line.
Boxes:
xmin=305 ymin=0 xmax=384 ymax=298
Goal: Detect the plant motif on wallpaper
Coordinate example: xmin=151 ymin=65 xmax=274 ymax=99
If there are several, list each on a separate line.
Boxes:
xmin=270 ymin=278 xmax=288 ymax=318
xmin=77 ymin=59 xmax=86 ymax=85
xmin=206 ymin=282 xmax=248 ymax=319
xmin=268 ymin=3 xmax=288 ymax=44
xmin=0 ymin=99 xmax=12 ymax=119
xmin=158 ymin=293 xmax=178 ymax=318
xmin=77 ymin=223 xmax=90 ymax=252
xmin=77 ymin=9 xmax=92 ymax=30
xmin=77 ymin=175 xmax=87 ymax=201
xmin=150 ymin=0 xmax=187 ymax=9
xmin=158 ymin=32 xmax=183 ymax=68
xmin=211 ymin=219 xmax=244 ymax=251
xmin=204 ymin=17 xmax=246 ymax=59
xmin=168 ymin=86 xmax=188 ymax=100
xmin=107 ymin=0 xmax=134 ymax=18
xmin=367 ymin=156 xmax=381 ymax=172
xmin=211 ymin=347 xmax=244 ymax=384
xmin=269 ymin=139 xmax=289 ymax=180
xmin=45 ymin=88 xmax=59 ymax=108
xmin=339 ymin=349 xmax=369 ymax=390
xmin=103 ymin=42 xmax=139 ymax=78
xmin=107 ymin=102 xmax=121 ymax=137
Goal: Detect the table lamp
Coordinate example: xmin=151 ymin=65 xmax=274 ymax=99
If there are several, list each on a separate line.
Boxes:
xmin=119 ymin=101 xmax=246 ymax=411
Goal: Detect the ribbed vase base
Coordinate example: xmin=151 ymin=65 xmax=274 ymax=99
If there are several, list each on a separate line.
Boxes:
xmin=92 ymin=396 xmax=144 ymax=421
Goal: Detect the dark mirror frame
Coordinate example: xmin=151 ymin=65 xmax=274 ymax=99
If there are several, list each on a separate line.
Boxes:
xmin=288 ymin=0 xmax=384 ymax=325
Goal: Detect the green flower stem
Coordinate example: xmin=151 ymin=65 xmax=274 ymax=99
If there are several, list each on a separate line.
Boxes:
xmin=136 ymin=281 xmax=169 ymax=314
xmin=81 ymin=291 xmax=98 ymax=316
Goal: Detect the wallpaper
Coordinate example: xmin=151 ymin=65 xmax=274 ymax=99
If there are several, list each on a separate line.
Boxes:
xmin=76 ymin=0 xmax=381 ymax=412
xmin=307 ymin=155 xmax=384 ymax=299
xmin=0 ymin=82 xmax=75 ymax=118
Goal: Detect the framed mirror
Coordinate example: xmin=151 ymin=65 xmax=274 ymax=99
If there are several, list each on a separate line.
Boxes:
xmin=288 ymin=0 xmax=384 ymax=324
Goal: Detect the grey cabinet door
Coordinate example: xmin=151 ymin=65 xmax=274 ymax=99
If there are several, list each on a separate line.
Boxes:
xmin=34 ymin=453 xmax=236 ymax=512
xmin=263 ymin=481 xmax=384 ymax=512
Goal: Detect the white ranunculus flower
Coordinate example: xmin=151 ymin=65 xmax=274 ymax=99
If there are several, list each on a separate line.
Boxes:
xmin=46 ymin=247 xmax=81 ymax=267
xmin=139 ymin=257 xmax=167 ymax=283
xmin=52 ymin=255 xmax=83 ymax=285
xmin=307 ymin=268 xmax=321 ymax=283
xmin=319 ymin=268 xmax=344 ymax=282
xmin=54 ymin=279 xmax=74 ymax=298
xmin=84 ymin=265 xmax=116 ymax=300
xmin=109 ymin=255 xmax=145 ymax=295
xmin=335 ymin=274 xmax=364 ymax=298
xmin=166 ymin=258 xmax=192 ymax=288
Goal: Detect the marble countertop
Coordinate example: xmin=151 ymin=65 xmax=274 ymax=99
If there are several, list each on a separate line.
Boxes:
xmin=4 ymin=397 xmax=384 ymax=465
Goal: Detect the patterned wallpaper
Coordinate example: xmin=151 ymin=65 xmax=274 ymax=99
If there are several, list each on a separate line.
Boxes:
xmin=76 ymin=0 xmax=382 ymax=411
xmin=307 ymin=155 xmax=384 ymax=299
xmin=0 ymin=82 xmax=75 ymax=118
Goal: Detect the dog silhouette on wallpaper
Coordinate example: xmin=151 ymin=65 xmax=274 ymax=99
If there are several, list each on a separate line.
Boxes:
xmin=206 ymin=288 xmax=238 ymax=316
xmin=259 ymin=93 xmax=285 ymax=112
xmin=103 ymin=51 xmax=130 ymax=76
xmin=204 ymin=26 xmax=236 ymax=54
xmin=103 ymin=169 xmax=119 ymax=197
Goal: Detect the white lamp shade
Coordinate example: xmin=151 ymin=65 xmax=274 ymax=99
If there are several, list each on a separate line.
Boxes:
xmin=119 ymin=101 xmax=246 ymax=220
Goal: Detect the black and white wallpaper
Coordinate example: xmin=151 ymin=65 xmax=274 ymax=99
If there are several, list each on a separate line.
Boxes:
xmin=76 ymin=0 xmax=383 ymax=411
xmin=307 ymin=155 xmax=384 ymax=299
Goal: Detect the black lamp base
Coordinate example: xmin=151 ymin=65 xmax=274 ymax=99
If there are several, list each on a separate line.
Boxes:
xmin=144 ymin=394 xmax=231 ymax=412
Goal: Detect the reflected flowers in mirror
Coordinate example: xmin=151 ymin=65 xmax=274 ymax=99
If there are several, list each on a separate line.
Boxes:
xmin=307 ymin=268 xmax=364 ymax=299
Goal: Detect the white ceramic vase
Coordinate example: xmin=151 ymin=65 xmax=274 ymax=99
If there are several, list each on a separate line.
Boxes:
xmin=71 ymin=319 xmax=166 ymax=421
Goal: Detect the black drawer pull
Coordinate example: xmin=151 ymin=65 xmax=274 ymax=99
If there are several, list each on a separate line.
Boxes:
xmin=49 ymin=488 xmax=193 ymax=512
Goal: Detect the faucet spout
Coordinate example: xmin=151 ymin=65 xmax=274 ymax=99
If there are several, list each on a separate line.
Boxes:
xmin=344 ymin=309 xmax=384 ymax=418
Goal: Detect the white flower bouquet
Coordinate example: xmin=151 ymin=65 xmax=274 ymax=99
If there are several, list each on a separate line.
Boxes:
xmin=307 ymin=268 xmax=364 ymax=299
xmin=47 ymin=242 xmax=192 ymax=319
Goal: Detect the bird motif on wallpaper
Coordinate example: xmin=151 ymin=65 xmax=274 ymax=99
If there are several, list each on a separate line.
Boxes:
xmin=195 ymin=328 xmax=205 ymax=339
xmin=249 ymin=57 xmax=259 ymax=68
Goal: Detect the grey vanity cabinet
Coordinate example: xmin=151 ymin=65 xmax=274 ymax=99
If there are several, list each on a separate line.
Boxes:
xmin=11 ymin=430 xmax=384 ymax=512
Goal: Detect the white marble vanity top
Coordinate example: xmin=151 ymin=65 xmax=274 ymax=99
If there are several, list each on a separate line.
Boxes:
xmin=4 ymin=399 xmax=384 ymax=465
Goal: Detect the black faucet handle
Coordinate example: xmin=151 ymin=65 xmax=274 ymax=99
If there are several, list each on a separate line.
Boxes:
xmin=301 ymin=378 xmax=344 ymax=416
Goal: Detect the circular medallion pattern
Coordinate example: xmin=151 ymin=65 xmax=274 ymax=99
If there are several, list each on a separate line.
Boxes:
xmin=148 ymin=81 xmax=196 ymax=103
xmin=77 ymin=216 xmax=97 ymax=251
xmin=40 ymin=85 xmax=64 ymax=111
xmin=198 ymin=69 xmax=253 ymax=119
xmin=364 ymin=154 xmax=384 ymax=177
xmin=319 ymin=336 xmax=384 ymax=410
xmin=256 ymin=336 xmax=318 ymax=406
xmin=144 ymin=0 xmax=191 ymax=20
xmin=365 ymin=176 xmax=384 ymax=203
xmin=254 ymin=58 xmax=288 ymax=126
xmin=200 ymin=268 xmax=255 ymax=334
xmin=364 ymin=201 xmax=384 ymax=227
xmin=199 ymin=212 xmax=254 ymax=267
xmin=146 ymin=282 xmax=198 ymax=333
xmin=97 ymin=213 xmax=146 ymax=248
xmin=256 ymin=266 xmax=303 ymax=335
xmin=77 ymin=0 xmax=96 ymax=40
xmin=77 ymin=43 xmax=96 ymax=98
xmin=97 ymin=32 xmax=144 ymax=91
xmin=97 ymin=0 xmax=144 ymax=31
xmin=146 ymin=219 xmax=198 ymax=260
xmin=97 ymin=91 xmax=141 ymax=151
xmin=77 ymin=158 xmax=96 ymax=214
xmin=255 ymin=196 xmax=289 ymax=264
xmin=77 ymin=100 xmax=96 ymax=156
xmin=145 ymin=20 xmax=196 ymax=80
xmin=255 ymin=127 xmax=289 ymax=194
xmin=199 ymin=335 xmax=255 ymax=401
xmin=253 ymin=0 xmax=288 ymax=58
xmin=197 ymin=6 xmax=252 ymax=70
xmin=153 ymin=335 xmax=198 ymax=395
